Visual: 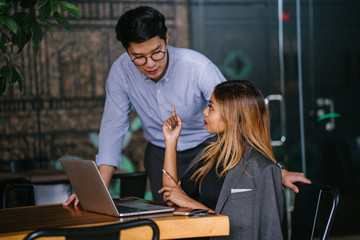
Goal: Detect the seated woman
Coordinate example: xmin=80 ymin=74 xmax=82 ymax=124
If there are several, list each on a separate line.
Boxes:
xmin=159 ymin=80 xmax=284 ymax=239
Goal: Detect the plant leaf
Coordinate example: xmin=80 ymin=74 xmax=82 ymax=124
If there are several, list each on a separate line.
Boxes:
xmin=11 ymin=27 xmax=30 ymax=53
xmin=23 ymin=12 xmax=35 ymax=33
xmin=47 ymin=22 xmax=53 ymax=40
xmin=10 ymin=66 xmax=21 ymax=84
xmin=4 ymin=53 xmax=10 ymax=63
xmin=1 ymin=33 xmax=9 ymax=53
xmin=0 ymin=77 xmax=4 ymax=95
xmin=3 ymin=76 xmax=9 ymax=95
xmin=0 ymin=1 xmax=13 ymax=15
xmin=50 ymin=0 xmax=59 ymax=15
xmin=36 ymin=0 xmax=49 ymax=5
xmin=8 ymin=67 xmax=14 ymax=84
xmin=13 ymin=12 xmax=27 ymax=22
xmin=0 ymin=1 xmax=7 ymax=8
xmin=14 ymin=65 xmax=25 ymax=79
xmin=59 ymin=1 xmax=81 ymax=19
xmin=3 ymin=16 xmax=18 ymax=34
xmin=18 ymin=75 xmax=24 ymax=93
xmin=53 ymin=11 xmax=70 ymax=32
xmin=39 ymin=1 xmax=51 ymax=23
xmin=13 ymin=65 xmax=24 ymax=93
xmin=20 ymin=0 xmax=36 ymax=8
xmin=31 ymin=21 xmax=43 ymax=49
xmin=0 ymin=65 xmax=10 ymax=76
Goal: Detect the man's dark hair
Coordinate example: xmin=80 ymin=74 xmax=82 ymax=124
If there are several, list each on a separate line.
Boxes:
xmin=115 ymin=6 xmax=168 ymax=49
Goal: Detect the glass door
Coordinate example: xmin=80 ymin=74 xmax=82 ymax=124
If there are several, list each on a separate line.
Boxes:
xmin=190 ymin=0 xmax=360 ymax=237
xmin=190 ymin=0 xmax=288 ymax=164
xmin=190 ymin=1 xmax=291 ymax=236
xmin=282 ymin=0 xmax=360 ymax=236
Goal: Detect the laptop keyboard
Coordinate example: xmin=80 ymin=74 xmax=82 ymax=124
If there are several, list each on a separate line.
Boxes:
xmin=116 ymin=205 xmax=145 ymax=213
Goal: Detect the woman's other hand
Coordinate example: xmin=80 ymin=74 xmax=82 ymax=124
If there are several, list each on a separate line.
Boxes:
xmin=158 ymin=184 xmax=192 ymax=207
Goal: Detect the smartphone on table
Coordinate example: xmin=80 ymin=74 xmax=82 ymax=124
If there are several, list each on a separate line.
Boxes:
xmin=173 ymin=207 xmax=209 ymax=216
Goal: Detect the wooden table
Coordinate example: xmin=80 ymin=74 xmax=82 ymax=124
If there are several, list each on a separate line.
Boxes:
xmin=0 ymin=204 xmax=229 ymax=239
xmin=0 ymin=169 xmax=68 ymax=184
xmin=0 ymin=169 xmax=129 ymax=207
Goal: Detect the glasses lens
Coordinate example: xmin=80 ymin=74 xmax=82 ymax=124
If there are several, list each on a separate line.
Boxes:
xmin=133 ymin=57 xmax=146 ymax=66
xmin=132 ymin=51 xmax=166 ymax=66
xmin=151 ymin=51 xmax=166 ymax=61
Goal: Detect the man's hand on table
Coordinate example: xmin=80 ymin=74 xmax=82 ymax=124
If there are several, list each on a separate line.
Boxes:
xmin=63 ymin=193 xmax=80 ymax=206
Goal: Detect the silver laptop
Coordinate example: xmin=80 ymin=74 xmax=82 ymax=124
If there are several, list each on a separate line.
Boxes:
xmin=60 ymin=158 xmax=175 ymax=217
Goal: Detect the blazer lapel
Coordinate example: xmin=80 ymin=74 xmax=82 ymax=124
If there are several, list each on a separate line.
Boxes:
xmin=215 ymin=146 xmax=252 ymax=213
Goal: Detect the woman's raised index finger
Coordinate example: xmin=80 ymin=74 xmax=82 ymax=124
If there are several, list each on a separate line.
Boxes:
xmin=171 ymin=104 xmax=176 ymax=117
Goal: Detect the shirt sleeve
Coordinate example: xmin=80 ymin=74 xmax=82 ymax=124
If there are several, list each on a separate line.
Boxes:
xmin=95 ymin=63 xmax=132 ymax=168
xmin=197 ymin=61 xmax=227 ymax=101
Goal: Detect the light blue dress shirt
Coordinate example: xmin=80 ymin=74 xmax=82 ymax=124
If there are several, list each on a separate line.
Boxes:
xmin=95 ymin=46 xmax=226 ymax=168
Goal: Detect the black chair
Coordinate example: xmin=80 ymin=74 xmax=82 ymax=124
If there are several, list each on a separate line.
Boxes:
xmin=1 ymin=178 xmax=35 ymax=208
xmin=116 ymin=171 xmax=147 ymax=198
xmin=23 ymin=218 xmax=159 ymax=240
xmin=10 ymin=160 xmax=36 ymax=173
xmin=290 ymin=183 xmax=339 ymax=240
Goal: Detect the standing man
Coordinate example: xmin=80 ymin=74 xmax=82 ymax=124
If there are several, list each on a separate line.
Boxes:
xmin=65 ymin=6 xmax=310 ymax=204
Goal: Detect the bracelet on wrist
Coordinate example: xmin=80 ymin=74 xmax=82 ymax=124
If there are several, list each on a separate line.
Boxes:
xmin=277 ymin=162 xmax=286 ymax=170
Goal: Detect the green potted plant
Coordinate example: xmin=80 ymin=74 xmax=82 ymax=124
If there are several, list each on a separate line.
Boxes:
xmin=0 ymin=0 xmax=81 ymax=96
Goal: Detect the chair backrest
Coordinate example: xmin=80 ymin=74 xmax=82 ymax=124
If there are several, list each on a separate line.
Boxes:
xmin=1 ymin=179 xmax=35 ymax=209
xmin=10 ymin=160 xmax=36 ymax=173
xmin=23 ymin=218 xmax=159 ymax=240
xmin=290 ymin=183 xmax=339 ymax=240
xmin=118 ymin=171 xmax=147 ymax=198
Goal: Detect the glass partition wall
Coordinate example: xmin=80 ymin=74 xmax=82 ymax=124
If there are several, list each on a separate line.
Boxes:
xmin=190 ymin=0 xmax=360 ymax=238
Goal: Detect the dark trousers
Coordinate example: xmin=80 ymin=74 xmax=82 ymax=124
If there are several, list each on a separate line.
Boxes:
xmin=144 ymin=139 xmax=210 ymax=203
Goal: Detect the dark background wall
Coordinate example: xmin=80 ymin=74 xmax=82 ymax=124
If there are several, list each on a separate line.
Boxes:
xmin=0 ymin=0 xmax=190 ymax=171
xmin=1 ymin=0 xmax=359 ymax=237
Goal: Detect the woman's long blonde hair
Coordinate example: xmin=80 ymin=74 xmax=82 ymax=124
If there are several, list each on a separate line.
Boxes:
xmin=191 ymin=80 xmax=276 ymax=187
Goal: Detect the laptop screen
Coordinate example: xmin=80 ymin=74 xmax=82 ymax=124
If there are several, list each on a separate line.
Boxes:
xmin=60 ymin=158 xmax=174 ymax=217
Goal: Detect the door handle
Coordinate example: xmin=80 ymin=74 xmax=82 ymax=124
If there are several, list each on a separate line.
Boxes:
xmin=316 ymin=98 xmax=341 ymax=132
xmin=265 ymin=94 xmax=286 ymax=146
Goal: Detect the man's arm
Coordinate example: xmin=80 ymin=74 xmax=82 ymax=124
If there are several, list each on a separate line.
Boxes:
xmin=99 ymin=164 xmax=116 ymax=188
xmin=198 ymin=62 xmax=226 ymax=101
xmin=64 ymin=60 xmax=130 ymax=206
xmin=95 ymin=60 xmax=132 ymax=171
xmin=281 ymin=169 xmax=311 ymax=193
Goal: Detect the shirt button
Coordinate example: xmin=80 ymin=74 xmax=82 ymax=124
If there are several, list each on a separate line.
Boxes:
xmin=161 ymin=109 xmax=165 ymax=113
xmin=157 ymin=90 xmax=160 ymax=94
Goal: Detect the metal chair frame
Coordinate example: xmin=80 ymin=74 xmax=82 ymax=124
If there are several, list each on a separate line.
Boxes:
xmin=23 ymin=218 xmax=159 ymax=240
xmin=2 ymin=182 xmax=35 ymax=208
xmin=290 ymin=182 xmax=340 ymax=240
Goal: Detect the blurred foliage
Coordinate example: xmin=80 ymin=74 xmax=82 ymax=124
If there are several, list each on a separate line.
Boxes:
xmin=0 ymin=0 xmax=81 ymax=96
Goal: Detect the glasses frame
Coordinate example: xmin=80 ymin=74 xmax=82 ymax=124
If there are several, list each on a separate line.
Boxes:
xmin=131 ymin=50 xmax=167 ymax=66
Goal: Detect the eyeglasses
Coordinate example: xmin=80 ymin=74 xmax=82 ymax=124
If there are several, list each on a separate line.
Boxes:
xmin=131 ymin=50 xmax=167 ymax=66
